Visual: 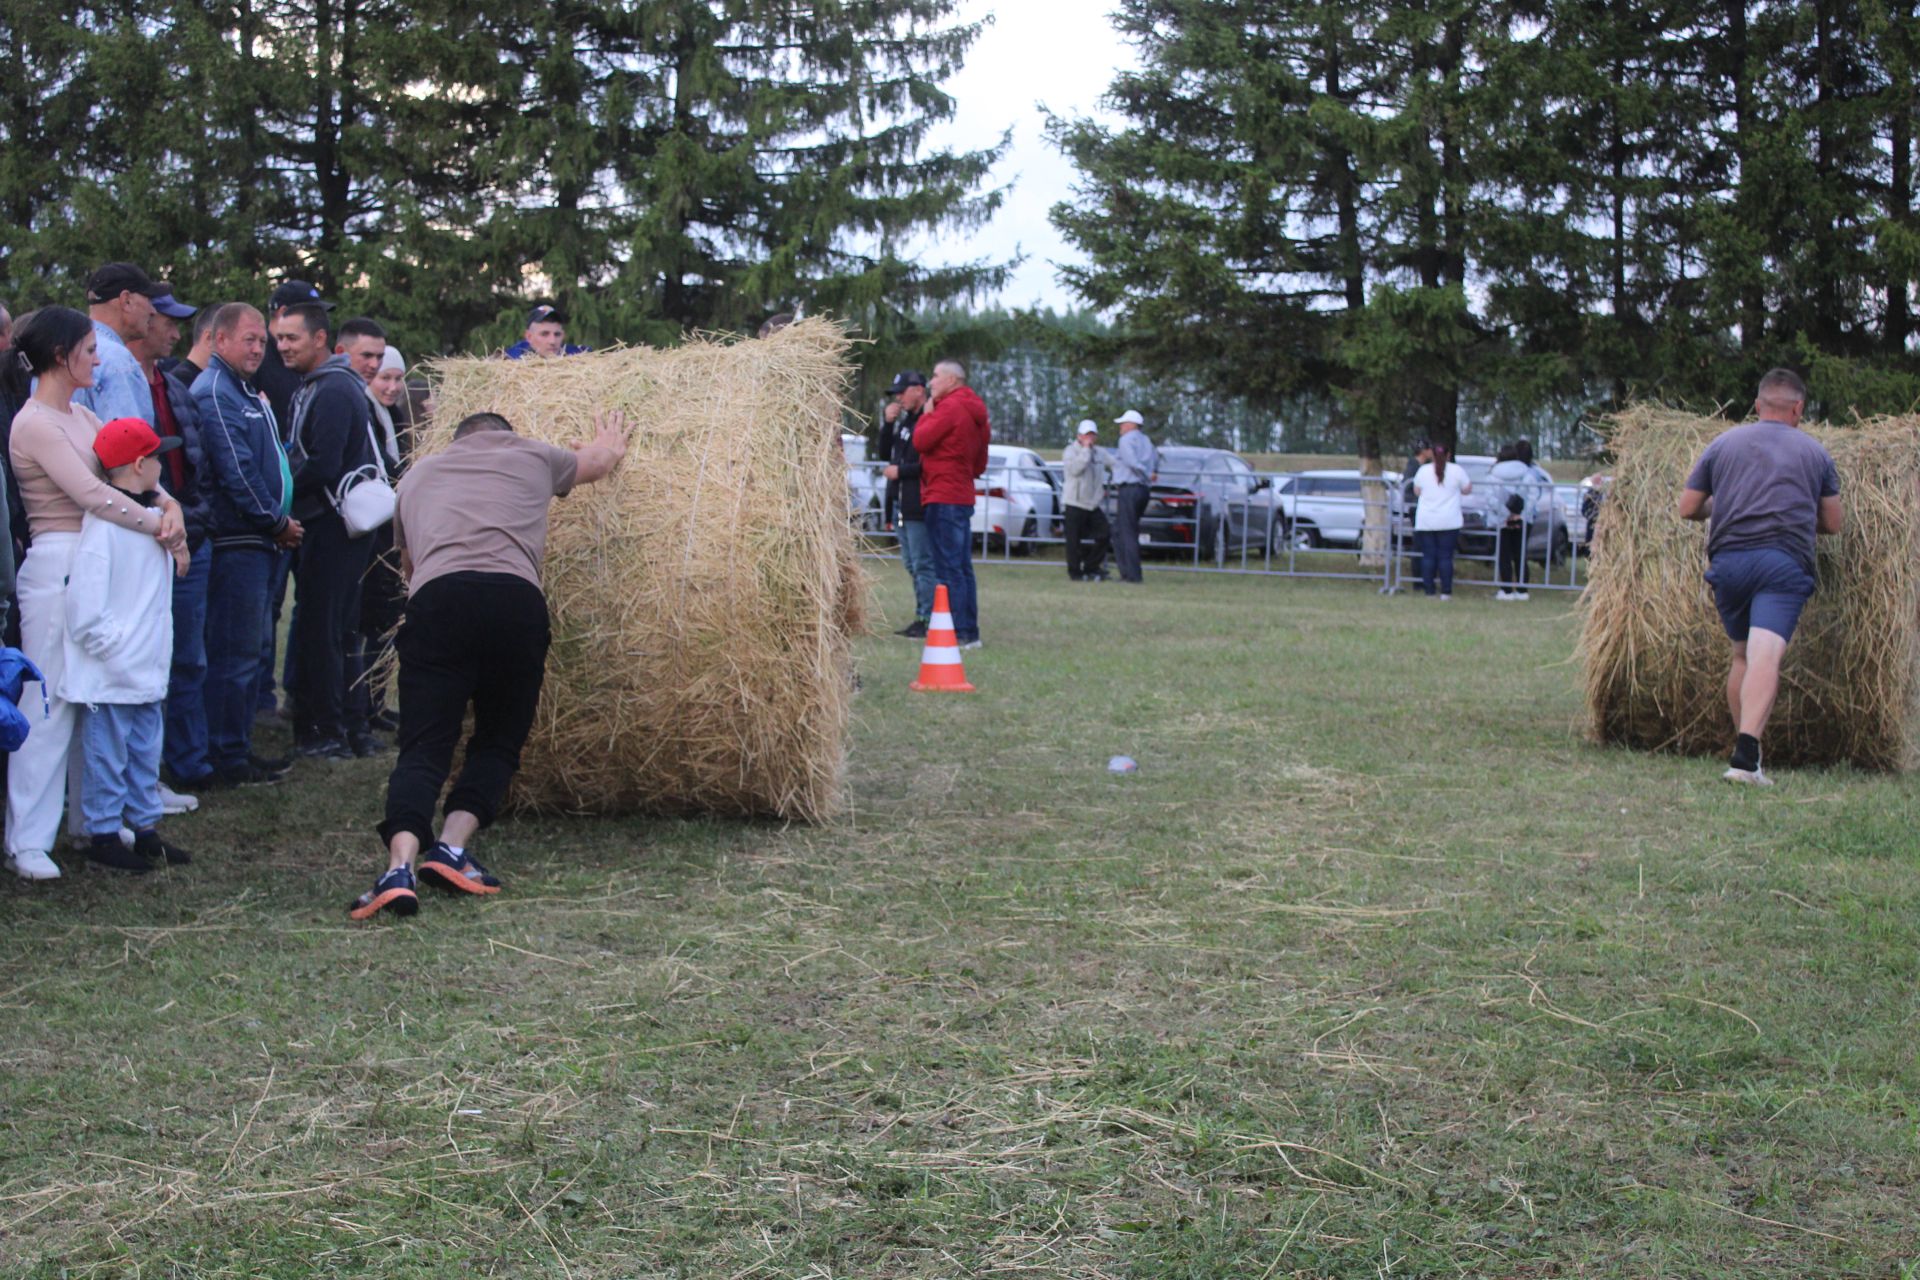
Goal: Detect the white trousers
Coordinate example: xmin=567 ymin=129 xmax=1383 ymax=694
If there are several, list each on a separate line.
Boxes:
xmin=7 ymin=533 xmax=84 ymax=857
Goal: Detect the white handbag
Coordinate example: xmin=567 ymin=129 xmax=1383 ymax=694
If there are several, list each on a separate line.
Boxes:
xmin=332 ymin=418 xmax=397 ymax=537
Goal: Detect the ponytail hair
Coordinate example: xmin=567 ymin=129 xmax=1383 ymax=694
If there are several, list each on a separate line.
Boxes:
xmin=1432 ymin=442 xmax=1450 ymax=484
xmin=3 ymin=306 xmax=94 ymax=402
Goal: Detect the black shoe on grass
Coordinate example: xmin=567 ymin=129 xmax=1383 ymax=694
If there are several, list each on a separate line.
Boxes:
xmin=348 ymin=732 xmax=388 ymax=758
xmin=250 ymin=752 xmax=295 ymax=777
xmin=87 ymin=834 xmax=152 ymax=874
xmin=895 ymin=619 xmax=929 ymax=638
xmin=133 ymin=830 xmax=191 ymax=866
xmin=349 ymin=865 xmax=419 ymax=920
xmin=297 ymin=737 xmax=355 ymax=762
xmin=418 ymin=844 xmax=501 ymax=896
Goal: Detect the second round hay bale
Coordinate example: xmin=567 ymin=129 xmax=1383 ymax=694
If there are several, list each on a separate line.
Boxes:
xmin=421 ymin=319 xmax=865 ymax=821
xmin=1577 ymin=406 xmax=1920 ymax=771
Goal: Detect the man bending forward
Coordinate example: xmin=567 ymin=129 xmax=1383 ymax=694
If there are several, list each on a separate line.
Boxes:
xmin=350 ymin=409 xmax=628 ymax=919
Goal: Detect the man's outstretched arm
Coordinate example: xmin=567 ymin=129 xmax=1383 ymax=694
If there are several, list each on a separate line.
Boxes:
xmin=572 ymin=410 xmax=630 ymax=486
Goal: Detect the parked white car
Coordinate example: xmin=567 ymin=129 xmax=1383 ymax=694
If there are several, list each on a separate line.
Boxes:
xmin=1271 ymin=469 xmax=1404 ymax=548
xmin=842 ymin=433 xmax=883 ymax=530
xmin=973 ymin=444 xmax=1061 ymax=553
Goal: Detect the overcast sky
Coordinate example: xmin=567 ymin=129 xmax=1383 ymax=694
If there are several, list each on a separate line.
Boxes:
xmin=915 ymin=0 xmax=1133 ymax=313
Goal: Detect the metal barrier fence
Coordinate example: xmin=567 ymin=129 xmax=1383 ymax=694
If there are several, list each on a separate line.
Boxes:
xmin=844 ymin=459 xmax=1589 ymax=594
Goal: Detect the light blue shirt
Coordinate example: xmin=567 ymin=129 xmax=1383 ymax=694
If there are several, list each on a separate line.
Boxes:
xmin=72 ymin=320 xmax=155 ymax=426
xmin=1114 ymin=429 xmax=1158 ymax=485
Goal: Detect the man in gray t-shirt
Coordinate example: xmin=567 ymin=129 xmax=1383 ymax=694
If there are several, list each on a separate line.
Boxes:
xmin=349 ymin=408 xmax=629 ymax=920
xmin=1678 ymin=368 xmax=1843 ymax=787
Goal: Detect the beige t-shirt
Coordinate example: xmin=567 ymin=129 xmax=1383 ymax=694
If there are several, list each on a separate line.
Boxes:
xmin=9 ymin=398 xmax=161 ymax=538
xmin=392 ymin=430 xmax=579 ymax=596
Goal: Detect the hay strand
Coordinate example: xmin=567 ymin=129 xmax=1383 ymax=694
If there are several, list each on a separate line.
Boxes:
xmin=1577 ymin=406 xmax=1920 ymax=771
xmin=420 ymin=318 xmax=865 ymax=821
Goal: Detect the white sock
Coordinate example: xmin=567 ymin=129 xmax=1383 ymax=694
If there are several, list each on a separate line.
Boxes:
xmin=442 ymin=844 xmax=465 ymax=859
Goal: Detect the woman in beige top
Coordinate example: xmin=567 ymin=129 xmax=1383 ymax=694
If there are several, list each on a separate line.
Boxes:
xmin=4 ymin=306 xmax=185 ymax=881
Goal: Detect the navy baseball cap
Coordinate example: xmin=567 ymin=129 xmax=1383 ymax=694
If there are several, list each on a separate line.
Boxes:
xmin=527 ymin=303 xmax=567 ymax=326
xmin=85 ymin=263 xmax=170 ymax=303
xmin=151 ymin=292 xmax=198 ymax=318
xmin=888 ymin=370 xmax=927 ymax=395
xmin=269 ymin=279 xmax=335 ymax=312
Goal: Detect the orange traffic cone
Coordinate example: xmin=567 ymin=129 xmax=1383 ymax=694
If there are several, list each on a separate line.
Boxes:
xmin=910 ymin=584 xmax=976 ymax=692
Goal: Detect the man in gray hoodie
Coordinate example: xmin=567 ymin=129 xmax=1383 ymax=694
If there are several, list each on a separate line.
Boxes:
xmin=1061 ymin=420 xmax=1111 ymax=581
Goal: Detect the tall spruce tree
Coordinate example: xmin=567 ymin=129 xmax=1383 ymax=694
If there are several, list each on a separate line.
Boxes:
xmin=1048 ymin=0 xmax=1393 ymax=449
xmin=0 ymin=0 xmax=1008 ymax=364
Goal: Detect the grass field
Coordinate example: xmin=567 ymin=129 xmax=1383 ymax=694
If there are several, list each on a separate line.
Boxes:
xmin=2 ymin=564 xmax=1916 ymax=1277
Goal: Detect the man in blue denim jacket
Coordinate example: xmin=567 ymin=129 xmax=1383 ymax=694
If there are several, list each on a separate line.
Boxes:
xmin=74 ymin=263 xmax=170 ymax=426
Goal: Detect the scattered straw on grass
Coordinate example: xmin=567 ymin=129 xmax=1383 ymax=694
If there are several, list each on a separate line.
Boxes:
xmin=1578 ymin=406 xmax=1920 ymax=770
xmin=422 ymin=319 xmax=866 ymax=821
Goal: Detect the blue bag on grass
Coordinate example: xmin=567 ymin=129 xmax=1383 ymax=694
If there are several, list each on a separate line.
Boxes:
xmin=0 ymin=646 xmax=47 ymax=752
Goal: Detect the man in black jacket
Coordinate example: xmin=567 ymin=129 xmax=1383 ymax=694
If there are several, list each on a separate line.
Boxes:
xmin=273 ymin=303 xmax=382 ymax=760
xmin=880 ymin=371 xmax=935 ymax=637
xmin=255 ymin=280 xmax=333 ymax=722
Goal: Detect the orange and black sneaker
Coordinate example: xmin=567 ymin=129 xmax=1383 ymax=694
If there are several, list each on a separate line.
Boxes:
xmin=418 ymin=844 xmax=502 ymax=896
xmin=348 ymin=865 xmax=419 ymax=920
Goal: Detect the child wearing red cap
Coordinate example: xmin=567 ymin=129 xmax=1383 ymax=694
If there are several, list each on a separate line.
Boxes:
xmin=58 ymin=418 xmax=192 ymax=872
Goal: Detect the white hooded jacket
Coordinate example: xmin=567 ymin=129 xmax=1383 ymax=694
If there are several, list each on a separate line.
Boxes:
xmin=59 ymin=500 xmax=174 ymax=706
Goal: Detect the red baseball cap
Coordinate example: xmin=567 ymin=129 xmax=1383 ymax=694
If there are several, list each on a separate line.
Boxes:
xmin=93 ymin=417 xmax=183 ymax=471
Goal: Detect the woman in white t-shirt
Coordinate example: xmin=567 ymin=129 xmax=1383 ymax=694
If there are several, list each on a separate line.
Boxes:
xmin=1412 ymin=443 xmax=1471 ymax=599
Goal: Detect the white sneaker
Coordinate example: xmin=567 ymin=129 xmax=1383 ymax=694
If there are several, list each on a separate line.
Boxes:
xmin=1494 ymin=590 xmax=1514 ymax=601
xmin=157 ymin=782 xmax=199 ymax=815
xmin=7 ymin=849 xmax=61 ymax=881
xmin=959 ymin=639 xmax=984 ymax=651
xmin=1723 ymin=743 xmax=1772 ymax=786
xmin=1514 ymin=591 xmax=1530 ymax=601
xmin=1439 ymin=594 xmax=1452 ymax=601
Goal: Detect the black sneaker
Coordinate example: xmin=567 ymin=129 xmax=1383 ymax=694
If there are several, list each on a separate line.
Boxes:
xmin=895 ymin=619 xmax=929 ymax=639
xmin=160 ymin=765 xmax=215 ymax=792
xmin=249 ymin=752 xmax=295 ymax=777
xmin=87 ymin=834 xmax=151 ymax=874
xmin=367 ymin=709 xmax=400 ymax=733
xmin=200 ymin=762 xmax=280 ymax=789
xmin=133 ymin=830 xmax=191 ymax=866
xmin=348 ymin=732 xmax=388 ymax=758
xmin=297 ymin=737 xmax=355 ymax=761
xmin=418 ymin=843 xmax=502 ymax=897
xmin=348 ymin=865 xmax=419 ymax=920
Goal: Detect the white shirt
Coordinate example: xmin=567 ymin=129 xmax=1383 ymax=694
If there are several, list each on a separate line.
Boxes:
xmin=60 ymin=504 xmax=175 ymax=705
xmin=1413 ymin=462 xmax=1471 ymax=531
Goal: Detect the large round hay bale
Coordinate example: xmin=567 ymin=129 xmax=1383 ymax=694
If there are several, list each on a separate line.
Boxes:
xmin=421 ymin=319 xmax=865 ymax=821
xmin=1578 ymin=406 xmax=1920 ymax=771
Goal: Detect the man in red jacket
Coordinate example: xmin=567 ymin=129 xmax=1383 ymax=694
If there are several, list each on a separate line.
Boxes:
xmin=911 ymin=360 xmax=990 ymax=648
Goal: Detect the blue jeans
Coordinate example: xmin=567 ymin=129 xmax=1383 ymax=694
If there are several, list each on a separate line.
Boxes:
xmin=207 ymin=543 xmax=275 ymax=773
xmin=922 ymin=503 xmax=979 ymax=642
xmin=1417 ymin=529 xmax=1460 ymax=595
xmin=81 ymin=701 xmax=163 ymax=836
xmin=162 ymin=540 xmax=212 ymax=781
xmin=896 ymin=518 xmax=937 ymax=621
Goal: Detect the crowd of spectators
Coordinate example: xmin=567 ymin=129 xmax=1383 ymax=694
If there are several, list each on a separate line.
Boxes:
xmin=0 ymin=266 xmax=584 ymax=882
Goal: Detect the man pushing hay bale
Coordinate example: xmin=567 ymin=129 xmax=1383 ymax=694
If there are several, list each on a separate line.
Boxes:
xmin=1579 ymin=383 xmax=1920 ymax=776
xmin=419 ymin=318 xmax=865 ymax=826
